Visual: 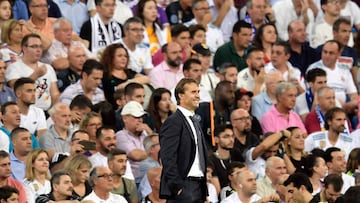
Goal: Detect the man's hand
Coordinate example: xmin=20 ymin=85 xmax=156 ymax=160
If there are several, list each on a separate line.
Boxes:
xmin=136 ymin=123 xmax=153 ymax=135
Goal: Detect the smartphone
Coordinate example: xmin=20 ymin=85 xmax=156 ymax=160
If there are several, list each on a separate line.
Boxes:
xmin=79 ymin=140 xmax=96 ymax=151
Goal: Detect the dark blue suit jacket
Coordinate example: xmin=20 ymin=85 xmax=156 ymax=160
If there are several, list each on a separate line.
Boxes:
xmin=159 ymin=109 xmax=207 ymax=199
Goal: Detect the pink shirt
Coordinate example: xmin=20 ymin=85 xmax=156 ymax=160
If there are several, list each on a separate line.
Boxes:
xmin=149 ymin=61 xmax=184 ymax=89
xmin=152 ymin=49 xmax=188 ymax=67
xmin=260 ymin=105 xmax=307 ymax=134
xmin=8 ymin=177 xmax=27 ymax=203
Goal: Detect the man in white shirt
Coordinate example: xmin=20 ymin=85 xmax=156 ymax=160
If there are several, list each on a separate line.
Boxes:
xmin=237 ymin=47 xmax=265 ymax=95
xmin=222 ymin=170 xmax=279 ymax=203
xmin=116 ymin=17 xmax=153 ymax=75
xmin=83 ymin=166 xmax=127 ymax=202
xmin=305 ymin=107 xmax=354 ymax=159
xmin=324 ymin=147 xmax=355 ymax=193
xmin=308 ymin=40 xmax=357 ymax=112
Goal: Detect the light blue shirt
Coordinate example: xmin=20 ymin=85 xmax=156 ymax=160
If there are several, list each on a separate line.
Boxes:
xmin=10 ymin=152 xmax=25 ymax=181
xmin=251 ymin=91 xmax=273 ymax=121
xmin=53 ymin=0 xmax=89 ymax=34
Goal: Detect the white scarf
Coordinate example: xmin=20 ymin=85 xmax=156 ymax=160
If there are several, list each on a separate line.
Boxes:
xmin=90 ymin=13 xmax=122 ymax=54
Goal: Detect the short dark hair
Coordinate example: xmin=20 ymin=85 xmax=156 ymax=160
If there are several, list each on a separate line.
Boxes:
xmin=214 ymin=124 xmax=233 ymax=137
xmin=124 ymin=82 xmax=144 ymax=97
xmin=171 ymin=24 xmax=189 ymax=38
xmin=175 ymin=78 xmax=198 ymax=105
xmin=232 ymin=20 xmax=251 ymax=33
xmin=333 ymin=17 xmax=351 ymax=32
xmin=69 ymin=95 xmax=93 ymax=111
xmin=71 ymin=130 xmax=89 ymax=142
xmin=1 ymin=101 xmax=17 ymax=115
xmin=123 ymin=17 xmax=143 ymax=30
xmin=273 ymin=40 xmax=291 ymax=55
xmin=192 ymin=0 xmax=207 ymax=8
xmin=323 ymin=40 xmax=341 ymax=52
xmin=227 ymin=161 xmax=246 ymax=176
xmin=246 ymin=47 xmax=264 ymax=60
xmin=95 ymin=126 xmax=115 ymax=139
xmin=11 ymin=127 xmax=29 ymax=141
xmin=218 ymin=63 xmax=237 ymax=75
xmin=189 ymin=24 xmax=206 ymax=39
xmin=0 ymin=150 xmax=8 ymax=160
xmin=13 ymin=77 xmax=35 ymax=93
xmin=324 ymin=107 xmax=346 ymax=130
xmin=95 ymin=0 xmax=113 ymax=6
xmin=81 ymin=59 xmax=104 ymax=78
xmin=0 ymin=186 xmax=19 ymax=201
xmin=108 ymin=149 xmax=127 ymax=161
xmin=183 ymin=58 xmax=201 ymax=72
xmin=50 ymin=170 xmax=71 ymax=192
xmin=324 ymin=147 xmax=342 ymax=163
xmin=284 ymin=173 xmax=313 ymax=193
xmin=306 ymin=68 xmax=327 ymax=83
xmin=21 ymin=33 xmax=41 ymax=47
xmin=343 ymin=186 xmax=360 ymax=203
xmin=324 ymin=174 xmax=343 ymax=192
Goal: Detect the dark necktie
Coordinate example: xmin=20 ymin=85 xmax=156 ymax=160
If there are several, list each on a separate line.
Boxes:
xmin=190 ymin=115 xmax=206 ymax=172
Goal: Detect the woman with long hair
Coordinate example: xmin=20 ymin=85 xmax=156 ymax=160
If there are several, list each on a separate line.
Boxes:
xmin=135 ymin=0 xmax=171 ymax=55
xmin=346 ymin=148 xmax=360 ymax=177
xmin=23 ymin=149 xmax=51 ymax=203
xmin=283 ymin=126 xmax=307 ymax=174
xmin=63 ymin=154 xmax=93 ymax=199
xmin=100 ymin=43 xmax=149 ymax=107
xmin=147 ymin=88 xmax=175 ymax=132
xmin=253 ymin=23 xmax=277 ymax=64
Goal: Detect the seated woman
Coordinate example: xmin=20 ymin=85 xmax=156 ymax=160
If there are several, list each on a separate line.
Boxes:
xmin=23 ymin=149 xmax=51 ymax=203
xmin=346 ymin=148 xmax=360 ymax=177
xmin=63 ymin=154 xmax=93 ymax=199
xmin=100 ymin=43 xmax=149 ymax=107
xmin=147 ymin=88 xmax=175 ymax=132
xmin=0 ymin=19 xmax=23 ymax=64
xmin=135 ymin=0 xmax=171 ymax=55
xmin=79 ymin=112 xmax=102 ymax=142
xmin=283 ymin=126 xmax=307 ymax=174
xmin=305 ymin=149 xmax=327 ymax=195
xmin=253 ymin=23 xmax=277 ymax=64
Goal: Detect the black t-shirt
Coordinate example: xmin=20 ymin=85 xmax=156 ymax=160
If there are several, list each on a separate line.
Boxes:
xmin=102 ymin=69 xmax=137 ymax=107
xmin=165 ymin=1 xmax=194 ymax=25
xmin=209 ymin=153 xmax=232 ymax=188
xmin=57 ymin=68 xmax=81 ymax=92
xmin=231 ymin=132 xmax=260 ymax=162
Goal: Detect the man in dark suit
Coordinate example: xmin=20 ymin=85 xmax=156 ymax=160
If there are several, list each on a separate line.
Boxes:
xmin=159 ymin=78 xmax=208 ymax=202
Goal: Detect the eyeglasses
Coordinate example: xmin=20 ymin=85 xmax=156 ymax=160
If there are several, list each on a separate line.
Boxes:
xmin=97 ymin=173 xmax=115 ymax=179
xmin=31 ymin=4 xmax=49 ymax=8
xmin=87 ymin=123 xmax=102 ymax=128
xmin=26 ymin=44 xmax=42 ymax=49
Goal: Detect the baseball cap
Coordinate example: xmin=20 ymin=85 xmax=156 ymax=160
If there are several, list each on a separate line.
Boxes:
xmin=235 ymin=88 xmax=254 ymax=100
xmin=191 ymin=43 xmax=211 ymax=56
xmin=121 ymin=101 xmax=147 ymax=117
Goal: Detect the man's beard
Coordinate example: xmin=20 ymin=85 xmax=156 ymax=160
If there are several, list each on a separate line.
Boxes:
xmin=167 ymin=57 xmax=182 ymax=67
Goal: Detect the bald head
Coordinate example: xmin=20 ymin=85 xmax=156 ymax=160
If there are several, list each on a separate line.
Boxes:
xmin=231 ymin=108 xmax=249 ymax=121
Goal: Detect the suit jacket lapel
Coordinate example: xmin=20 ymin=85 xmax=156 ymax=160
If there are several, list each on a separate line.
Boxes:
xmin=177 ymin=110 xmax=195 ymax=140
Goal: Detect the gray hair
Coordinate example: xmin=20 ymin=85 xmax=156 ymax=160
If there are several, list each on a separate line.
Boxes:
xmin=317 ymin=86 xmax=334 ymax=98
xmin=89 ymin=167 xmax=99 ymax=187
xmin=275 ymin=82 xmax=296 ymax=100
xmin=143 ymin=134 xmax=158 ymax=153
xmin=53 ymin=18 xmax=72 ymax=32
xmin=48 ymin=102 xmax=69 ymax=116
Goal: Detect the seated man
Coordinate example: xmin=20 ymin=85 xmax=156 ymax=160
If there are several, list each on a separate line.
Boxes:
xmin=36 ymin=170 xmax=82 ymax=202
xmin=283 ymin=173 xmax=316 ymax=203
xmin=0 ymin=186 xmax=19 ymax=203
xmin=42 ymin=18 xmax=93 ymax=71
xmin=260 ymin=82 xmax=306 ymax=134
xmin=308 ymin=40 xmax=357 ymax=113
xmin=83 ymin=166 xmax=127 ymax=202
xmin=116 ymin=101 xmax=148 ymax=185
xmin=60 ymin=59 xmax=105 ymax=105
xmin=311 ymin=174 xmax=343 ymax=203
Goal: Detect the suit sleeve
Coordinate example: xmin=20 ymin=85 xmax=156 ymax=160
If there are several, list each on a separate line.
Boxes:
xmin=159 ymin=115 xmax=184 ymax=194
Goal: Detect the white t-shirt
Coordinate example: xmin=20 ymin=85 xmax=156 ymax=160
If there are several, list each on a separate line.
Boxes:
xmin=221 ymin=192 xmax=261 ymax=203
xmin=304 ymin=131 xmax=354 ymax=160
xmin=23 ymin=179 xmax=51 ymax=203
xmin=245 ymin=147 xmax=266 ymax=179
xmin=20 ymin=105 xmax=47 ymax=135
xmin=114 ymin=39 xmax=154 ymax=73
xmin=6 ymin=60 xmax=57 ymax=110
xmin=308 ymin=60 xmax=357 ymax=104
xmin=0 ymin=130 xmax=9 ymax=152
xmin=83 ymin=191 xmax=127 ymax=203
xmin=341 ymin=173 xmax=355 ymax=194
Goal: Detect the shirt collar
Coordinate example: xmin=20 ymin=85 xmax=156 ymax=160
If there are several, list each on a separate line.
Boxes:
xmin=177 ymin=106 xmax=195 ymax=117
